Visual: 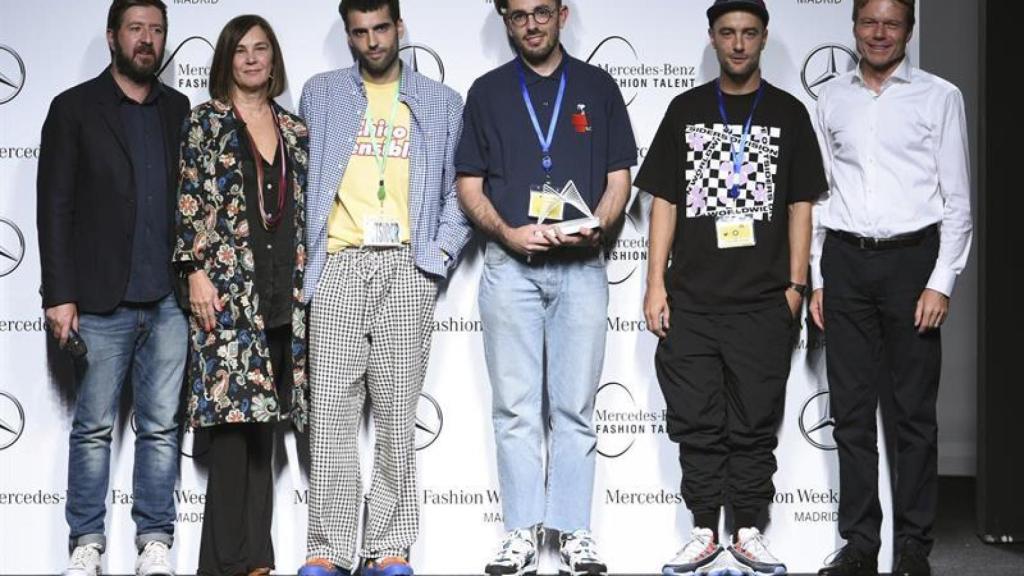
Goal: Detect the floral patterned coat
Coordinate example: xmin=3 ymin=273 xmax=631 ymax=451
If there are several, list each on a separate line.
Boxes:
xmin=173 ymin=99 xmax=309 ymax=430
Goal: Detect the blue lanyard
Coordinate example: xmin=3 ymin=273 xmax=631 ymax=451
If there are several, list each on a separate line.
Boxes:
xmin=715 ymin=80 xmax=765 ymax=199
xmin=516 ymin=59 xmax=567 ymax=179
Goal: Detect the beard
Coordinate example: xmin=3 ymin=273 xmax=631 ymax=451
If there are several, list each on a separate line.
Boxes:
xmin=357 ymin=44 xmax=400 ymax=79
xmin=515 ymin=27 xmax=560 ymax=66
xmin=113 ymin=36 xmax=162 ymax=84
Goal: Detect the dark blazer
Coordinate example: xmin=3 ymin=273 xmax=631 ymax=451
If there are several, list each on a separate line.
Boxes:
xmin=37 ymin=68 xmax=190 ymax=313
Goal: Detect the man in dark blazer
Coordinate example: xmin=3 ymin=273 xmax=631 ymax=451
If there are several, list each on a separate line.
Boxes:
xmin=36 ymin=2 xmax=189 ymax=575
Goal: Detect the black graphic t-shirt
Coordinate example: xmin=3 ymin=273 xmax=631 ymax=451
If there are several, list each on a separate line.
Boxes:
xmin=634 ymin=80 xmax=827 ymax=313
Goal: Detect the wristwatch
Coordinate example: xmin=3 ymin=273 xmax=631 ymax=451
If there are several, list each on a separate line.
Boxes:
xmin=788 ymin=282 xmax=808 ymax=297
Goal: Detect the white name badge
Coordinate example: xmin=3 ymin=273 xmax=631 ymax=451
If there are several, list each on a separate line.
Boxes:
xmin=362 ymin=215 xmax=402 ymax=248
xmin=716 ymin=215 xmax=756 ymax=249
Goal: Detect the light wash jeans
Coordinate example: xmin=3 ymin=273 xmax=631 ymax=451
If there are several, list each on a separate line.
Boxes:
xmin=67 ymin=294 xmax=186 ymax=552
xmin=478 ymin=241 xmax=608 ymax=533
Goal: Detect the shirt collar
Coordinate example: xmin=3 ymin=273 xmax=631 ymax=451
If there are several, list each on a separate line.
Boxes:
xmin=349 ymin=60 xmax=417 ymax=103
xmin=108 ymin=67 xmax=163 ymax=105
xmin=518 ymin=45 xmax=570 ymax=86
xmin=853 ymin=56 xmax=913 ymax=88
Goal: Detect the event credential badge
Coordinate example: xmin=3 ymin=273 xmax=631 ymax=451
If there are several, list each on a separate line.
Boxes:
xmin=531 ymin=180 xmax=600 ymax=235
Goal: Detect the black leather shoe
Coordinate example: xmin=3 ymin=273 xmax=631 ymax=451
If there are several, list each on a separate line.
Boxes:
xmin=818 ymin=546 xmax=879 ymax=576
xmin=894 ymin=543 xmax=931 ymax=576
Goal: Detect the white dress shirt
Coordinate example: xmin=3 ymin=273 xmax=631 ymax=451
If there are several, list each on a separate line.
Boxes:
xmin=811 ymin=57 xmax=973 ymax=296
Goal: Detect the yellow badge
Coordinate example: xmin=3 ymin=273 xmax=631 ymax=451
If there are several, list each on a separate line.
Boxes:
xmin=528 ymin=185 xmax=565 ymax=221
xmin=716 ymin=216 xmax=756 ymax=249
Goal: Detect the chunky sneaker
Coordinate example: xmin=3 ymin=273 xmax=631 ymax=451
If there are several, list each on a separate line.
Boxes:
xmin=558 ymin=530 xmax=607 ymax=576
xmin=135 ymin=541 xmax=174 ymax=576
xmin=363 ymin=556 xmax=414 ymax=576
xmin=485 ymin=525 xmax=541 ymax=576
xmin=662 ymin=527 xmax=722 ymax=575
xmin=699 ymin=550 xmax=747 ymax=576
xmin=298 ymin=558 xmax=349 ymax=576
xmin=65 ymin=543 xmax=103 ymax=576
xmin=728 ymin=528 xmax=787 ymax=575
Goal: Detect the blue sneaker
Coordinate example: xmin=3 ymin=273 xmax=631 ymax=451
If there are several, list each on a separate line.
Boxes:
xmin=298 ymin=558 xmax=349 ymax=576
xmin=362 ymin=557 xmax=414 ymax=576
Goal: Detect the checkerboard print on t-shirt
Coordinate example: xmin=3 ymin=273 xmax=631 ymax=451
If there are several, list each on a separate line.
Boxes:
xmin=683 ymin=123 xmax=781 ymax=221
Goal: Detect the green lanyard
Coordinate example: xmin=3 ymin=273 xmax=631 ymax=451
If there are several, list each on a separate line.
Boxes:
xmin=365 ymin=78 xmax=402 ymax=205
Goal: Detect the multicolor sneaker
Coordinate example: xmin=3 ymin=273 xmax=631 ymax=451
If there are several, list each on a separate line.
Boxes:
xmin=298 ymin=558 xmax=349 ymax=576
xmin=662 ymin=527 xmax=722 ymax=575
xmin=485 ymin=525 xmax=541 ymax=576
xmin=558 ymin=530 xmax=607 ymax=576
xmin=65 ymin=543 xmax=103 ymax=576
xmin=728 ymin=528 xmax=787 ymax=575
xmin=362 ymin=556 xmax=414 ymax=576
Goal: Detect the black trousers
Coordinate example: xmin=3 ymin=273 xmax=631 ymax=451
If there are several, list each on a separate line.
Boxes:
xmin=822 ymin=232 xmax=941 ymax=556
xmin=655 ymin=303 xmax=796 ymax=531
xmin=197 ymin=325 xmax=292 ymax=576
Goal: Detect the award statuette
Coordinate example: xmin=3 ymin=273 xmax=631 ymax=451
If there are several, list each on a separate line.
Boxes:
xmin=536 ymin=180 xmax=601 ymax=235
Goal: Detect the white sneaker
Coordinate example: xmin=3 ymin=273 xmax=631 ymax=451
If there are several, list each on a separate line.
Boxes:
xmin=135 ymin=541 xmax=174 ymax=576
xmin=65 ymin=543 xmax=103 ymax=576
xmin=485 ymin=525 xmax=541 ymax=576
xmin=558 ymin=530 xmax=607 ymax=576
xmin=728 ymin=527 xmax=787 ymax=575
xmin=662 ymin=527 xmax=722 ymax=575
xmin=697 ymin=549 xmax=747 ymax=576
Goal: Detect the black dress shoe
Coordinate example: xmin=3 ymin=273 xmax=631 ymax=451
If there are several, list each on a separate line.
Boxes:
xmin=894 ymin=544 xmax=931 ymax=576
xmin=818 ymin=546 xmax=879 ymax=576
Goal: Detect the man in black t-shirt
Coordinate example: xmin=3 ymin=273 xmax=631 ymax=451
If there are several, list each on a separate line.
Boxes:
xmin=634 ymin=1 xmax=827 ymax=574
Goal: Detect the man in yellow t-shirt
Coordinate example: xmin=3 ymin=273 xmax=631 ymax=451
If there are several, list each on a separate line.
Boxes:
xmin=297 ymin=1 xmax=472 ymax=575
xmin=327 ymin=79 xmax=411 ymax=251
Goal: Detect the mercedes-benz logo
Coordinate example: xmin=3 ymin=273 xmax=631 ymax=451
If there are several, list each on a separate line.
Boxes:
xmin=799 ymin=389 xmax=837 ymax=451
xmin=608 ymin=211 xmax=645 ymax=287
xmin=0 ymin=391 xmax=26 ymax=450
xmin=415 ymin=392 xmax=443 ymax=450
xmin=801 ymin=44 xmax=859 ymax=100
xmin=595 ymin=382 xmax=638 ymax=458
xmin=0 ymin=217 xmax=26 ymax=277
xmin=586 ymin=36 xmax=639 ymax=106
xmin=157 ymin=36 xmax=214 ymax=78
xmin=400 ymin=44 xmax=445 ymax=83
xmin=0 ymin=45 xmax=26 ymax=105
xmin=130 ymin=411 xmax=209 ymax=458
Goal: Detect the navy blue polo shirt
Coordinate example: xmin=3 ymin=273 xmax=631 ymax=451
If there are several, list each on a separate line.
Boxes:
xmin=114 ymin=79 xmax=172 ymax=303
xmin=456 ymin=51 xmax=637 ymax=227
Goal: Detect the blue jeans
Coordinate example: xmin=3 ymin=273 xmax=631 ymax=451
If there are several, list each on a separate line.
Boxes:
xmin=67 ymin=294 xmax=186 ymax=552
xmin=478 ymin=241 xmax=608 ymax=533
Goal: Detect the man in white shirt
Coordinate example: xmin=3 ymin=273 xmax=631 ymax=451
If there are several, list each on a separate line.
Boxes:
xmin=810 ymin=1 xmax=972 ymax=576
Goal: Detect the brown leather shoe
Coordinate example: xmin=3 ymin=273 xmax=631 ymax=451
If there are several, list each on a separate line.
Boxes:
xmin=247 ymin=568 xmax=271 ymax=576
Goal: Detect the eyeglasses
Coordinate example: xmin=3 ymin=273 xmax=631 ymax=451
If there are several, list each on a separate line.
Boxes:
xmin=506 ymin=5 xmax=559 ymax=28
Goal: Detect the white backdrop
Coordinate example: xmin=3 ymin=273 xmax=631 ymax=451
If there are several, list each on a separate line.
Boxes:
xmin=0 ymin=1 xmax=919 ymax=574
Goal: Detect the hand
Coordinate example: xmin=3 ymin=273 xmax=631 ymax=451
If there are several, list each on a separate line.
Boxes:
xmin=914 ymin=288 xmax=949 ymax=333
xmin=502 ymin=224 xmax=552 ymax=256
xmin=547 ymin=224 xmax=603 ymax=248
xmin=810 ymin=288 xmax=825 ymax=331
xmin=45 ymin=302 xmax=79 ymax=346
xmin=188 ymin=270 xmax=223 ymax=332
xmin=644 ymin=282 xmax=671 ymax=338
xmin=785 ymin=287 xmax=803 ymax=320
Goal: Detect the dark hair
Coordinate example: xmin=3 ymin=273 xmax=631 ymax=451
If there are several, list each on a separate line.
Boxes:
xmin=853 ymin=0 xmax=915 ymax=29
xmin=107 ymin=0 xmax=168 ymax=31
xmin=209 ymin=15 xmax=288 ymax=103
xmin=338 ymin=0 xmax=401 ymax=29
xmin=493 ymin=0 xmax=562 ymax=16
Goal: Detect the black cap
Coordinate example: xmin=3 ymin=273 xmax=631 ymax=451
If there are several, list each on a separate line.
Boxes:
xmin=707 ymin=0 xmax=769 ymax=27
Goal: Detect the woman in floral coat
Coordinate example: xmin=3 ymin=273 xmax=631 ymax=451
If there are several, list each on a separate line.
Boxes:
xmin=172 ymin=15 xmax=307 ymax=576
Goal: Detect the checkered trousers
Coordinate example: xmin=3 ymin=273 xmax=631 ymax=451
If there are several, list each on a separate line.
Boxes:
xmin=306 ymin=246 xmax=438 ymax=569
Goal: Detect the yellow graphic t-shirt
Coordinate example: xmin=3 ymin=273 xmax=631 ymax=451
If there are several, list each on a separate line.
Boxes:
xmin=327 ymin=80 xmax=411 ymax=252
